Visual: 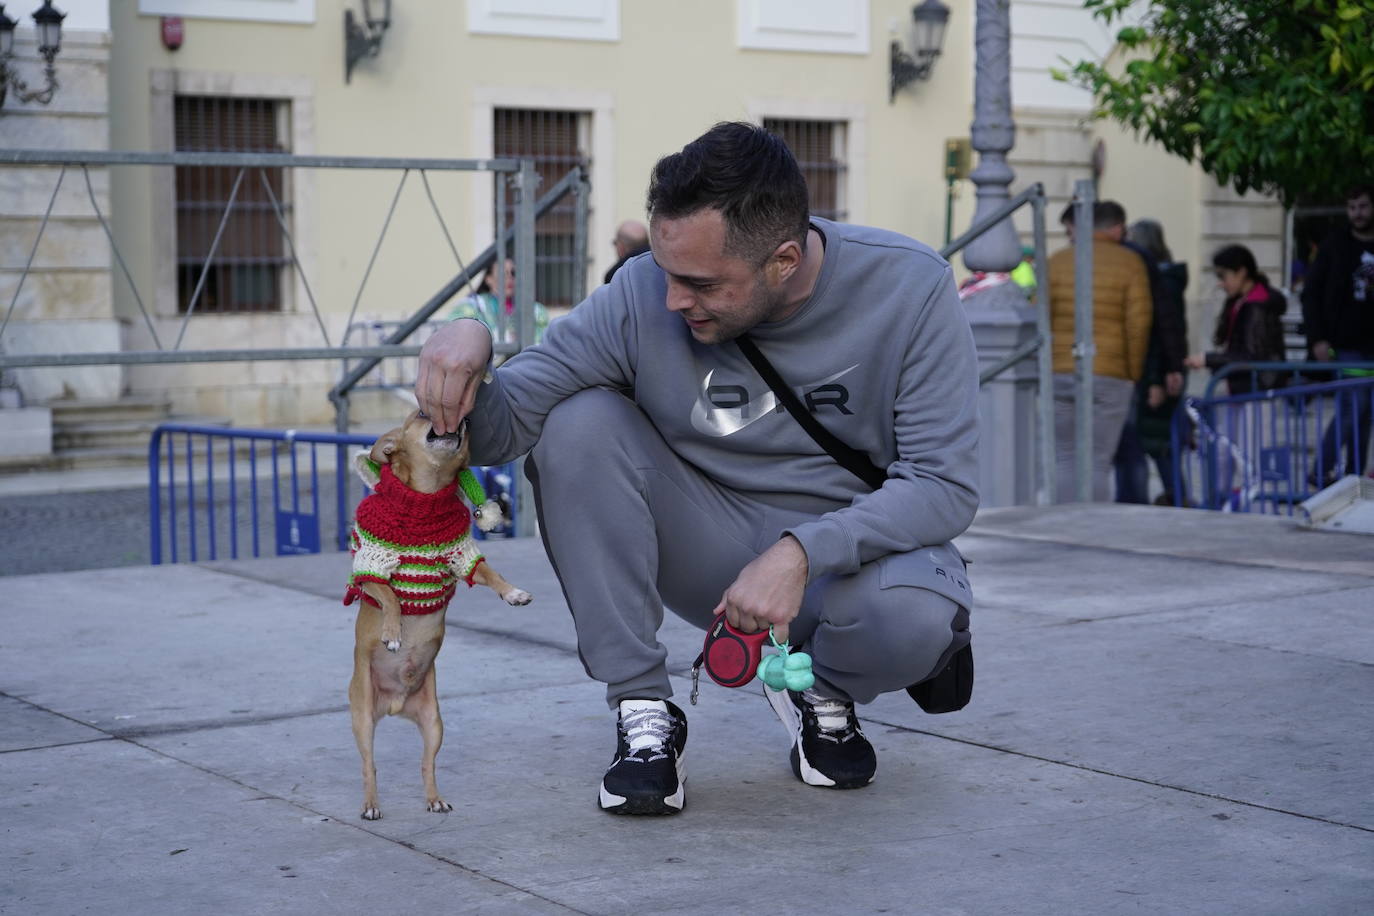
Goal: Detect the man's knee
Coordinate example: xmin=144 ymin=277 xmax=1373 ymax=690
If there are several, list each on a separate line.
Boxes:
xmin=533 ymin=388 xmax=638 ymax=463
xmin=866 ymin=588 xmax=965 ymax=679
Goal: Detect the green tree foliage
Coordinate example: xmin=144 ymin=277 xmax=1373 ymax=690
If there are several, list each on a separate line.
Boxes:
xmin=1058 ymin=0 xmax=1374 ymax=206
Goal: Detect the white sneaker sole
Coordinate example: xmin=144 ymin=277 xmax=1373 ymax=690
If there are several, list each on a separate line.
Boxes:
xmin=598 ymin=749 xmax=686 ymax=814
xmin=763 ymin=685 xmax=837 ymax=788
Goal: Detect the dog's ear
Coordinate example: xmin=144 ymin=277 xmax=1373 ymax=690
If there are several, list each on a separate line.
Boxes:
xmin=353 ymin=450 xmax=382 ymax=487
xmin=369 ymin=428 xmax=401 ymax=465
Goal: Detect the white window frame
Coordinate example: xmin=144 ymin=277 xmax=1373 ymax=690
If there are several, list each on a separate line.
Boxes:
xmin=467 ymin=0 xmax=619 ymax=42
xmin=747 ymin=98 xmax=866 ymax=225
xmin=149 ymin=69 xmax=316 ymax=318
xmin=471 ymin=88 xmax=614 ymax=289
xmin=138 ymin=1 xmax=316 ymax=24
xmin=737 ymin=0 xmax=869 ymax=55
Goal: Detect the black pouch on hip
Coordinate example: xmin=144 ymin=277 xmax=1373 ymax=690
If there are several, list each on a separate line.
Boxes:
xmin=906 ymin=642 xmax=974 ymax=714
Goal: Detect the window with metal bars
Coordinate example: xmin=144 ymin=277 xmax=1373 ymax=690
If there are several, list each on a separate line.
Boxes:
xmin=763 ymin=118 xmax=849 ymax=223
xmin=494 ymin=108 xmax=589 ymax=309
xmin=174 ymin=96 xmax=290 ymax=313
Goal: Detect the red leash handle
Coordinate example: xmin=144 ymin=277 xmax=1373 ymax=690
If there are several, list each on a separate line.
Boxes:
xmin=696 ymin=611 xmax=770 ymax=688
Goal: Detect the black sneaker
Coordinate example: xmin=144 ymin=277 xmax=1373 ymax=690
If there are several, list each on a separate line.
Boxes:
xmin=765 ymin=686 xmax=875 ymax=789
xmin=598 ymin=699 xmax=687 ymax=815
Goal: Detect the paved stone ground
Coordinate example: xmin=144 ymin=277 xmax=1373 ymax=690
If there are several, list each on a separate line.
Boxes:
xmin=3 ymin=506 xmax=1372 ymax=914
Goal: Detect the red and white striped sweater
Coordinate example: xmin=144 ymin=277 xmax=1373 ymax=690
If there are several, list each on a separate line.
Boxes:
xmin=343 ymin=465 xmax=485 ymax=615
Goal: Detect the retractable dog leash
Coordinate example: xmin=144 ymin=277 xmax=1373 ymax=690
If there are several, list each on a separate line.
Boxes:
xmin=690 ymin=611 xmax=815 ymax=704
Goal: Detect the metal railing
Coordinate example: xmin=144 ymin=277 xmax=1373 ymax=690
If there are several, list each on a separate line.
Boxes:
xmin=1170 ymin=362 xmax=1374 ymax=513
xmin=2 ymin=149 xmax=588 ymax=538
xmin=943 ymin=181 xmax=1057 ymax=504
xmin=0 ymin=149 xmax=588 ymax=409
xmin=148 ymin=423 xmax=519 ymax=565
xmin=148 ymin=424 xmax=371 ymax=565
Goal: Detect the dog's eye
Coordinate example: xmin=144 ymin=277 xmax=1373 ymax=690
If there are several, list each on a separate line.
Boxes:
xmin=416 ymin=411 xmax=429 ymax=420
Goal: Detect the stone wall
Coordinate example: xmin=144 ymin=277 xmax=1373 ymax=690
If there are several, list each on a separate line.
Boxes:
xmin=0 ymin=28 xmax=118 ymax=405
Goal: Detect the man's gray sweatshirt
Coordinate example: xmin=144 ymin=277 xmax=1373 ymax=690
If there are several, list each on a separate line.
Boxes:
xmin=468 ymin=217 xmax=980 ymax=583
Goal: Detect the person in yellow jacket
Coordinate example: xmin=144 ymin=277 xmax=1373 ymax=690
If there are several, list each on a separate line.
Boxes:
xmin=1048 ymin=201 xmax=1153 ymax=501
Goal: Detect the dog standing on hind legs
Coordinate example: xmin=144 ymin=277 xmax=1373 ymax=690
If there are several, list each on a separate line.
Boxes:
xmin=344 ymin=409 xmax=532 ymax=820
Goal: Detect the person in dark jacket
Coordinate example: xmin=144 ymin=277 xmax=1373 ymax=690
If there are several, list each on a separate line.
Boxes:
xmin=1184 ymin=245 xmax=1286 ymax=392
xmin=1118 ymin=219 xmax=1189 ymax=504
xmin=1184 ymin=245 xmax=1287 ymax=507
xmin=1301 ymin=184 xmax=1374 ymax=483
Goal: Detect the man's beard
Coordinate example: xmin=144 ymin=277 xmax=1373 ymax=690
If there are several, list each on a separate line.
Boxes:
xmin=711 ymin=282 xmax=787 ymax=344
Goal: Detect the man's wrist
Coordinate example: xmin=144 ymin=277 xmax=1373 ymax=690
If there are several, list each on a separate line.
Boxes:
xmin=780 ymin=534 xmax=809 ymax=578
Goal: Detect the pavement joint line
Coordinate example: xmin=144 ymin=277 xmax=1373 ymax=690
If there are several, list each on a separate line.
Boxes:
xmin=0 ymin=735 xmax=114 ymax=755
xmin=1022 ymin=578 xmax=1374 ymax=627
xmin=967 ymin=529 xmax=1374 ymax=579
xmin=121 ymin=739 xmax=595 ymax=916
xmin=2 ymin=685 xmax=589 ymax=913
xmin=864 ymin=713 xmax=1374 ymax=835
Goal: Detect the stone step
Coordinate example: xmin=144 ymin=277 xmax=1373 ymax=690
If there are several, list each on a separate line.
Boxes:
xmin=49 ymin=395 xmax=173 ymax=425
xmin=0 ymin=446 xmax=149 ymax=475
xmin=54 ymin=416 xmax=231 ymax=451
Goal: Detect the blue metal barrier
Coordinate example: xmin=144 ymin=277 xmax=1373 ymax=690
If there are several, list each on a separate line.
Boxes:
xmin=148 ymin=423 xmax=520 ymax=564
xmin=1171 ymin=363 xmax=1374 ymax=514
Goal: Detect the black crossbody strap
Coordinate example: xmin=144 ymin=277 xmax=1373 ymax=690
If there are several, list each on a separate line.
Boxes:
xmin=736 ymin=334 xmax=887 ymax=491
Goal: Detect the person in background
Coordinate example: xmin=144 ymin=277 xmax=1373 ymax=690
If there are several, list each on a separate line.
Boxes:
xmin=1118 ymin=218 xmax=1189 ymax=504
xmin=1183 ymin=245 xmax=1287 ymax=507
xmin=1049 ymin=200 xmax=1153 ymax=501
xmin=1301 ymin=184 xmax=1374 ymax=485
xmin=603 ymin=219 xmax=651 ymax=283
xmin=1184 ymin=245 xmax=1287 ymax=392
xmin=446 ymin=258 xmax=550 ymax=361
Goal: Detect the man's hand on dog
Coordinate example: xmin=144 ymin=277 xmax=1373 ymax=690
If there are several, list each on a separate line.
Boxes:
xmin=713 ymin=535 xmax=808 ymax=645
xmin=417 ymin=319 xmax=493 ymax=435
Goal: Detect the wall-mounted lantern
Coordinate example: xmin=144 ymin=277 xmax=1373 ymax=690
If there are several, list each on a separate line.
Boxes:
xmin=0 ymin=1 xmax=65 ymax=110
xmin=890 ymin=0 xmax=950 ymax=103
xmin=345 ymin=0 xmax=391 ymax=84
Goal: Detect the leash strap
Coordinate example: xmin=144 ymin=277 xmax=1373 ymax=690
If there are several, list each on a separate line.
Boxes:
xmin=735 ymin=334 xmax=887 ymax=491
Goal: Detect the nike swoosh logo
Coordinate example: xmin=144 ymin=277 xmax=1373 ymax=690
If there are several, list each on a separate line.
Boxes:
xmin=689 ymin=364 xmax=859 ymax=437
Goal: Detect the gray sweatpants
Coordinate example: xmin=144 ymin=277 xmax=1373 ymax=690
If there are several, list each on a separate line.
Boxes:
xmin=1053 ymin=373 xmax=1135 ymax=503
xmin=524 ymin=388 xmax=971 ymax=708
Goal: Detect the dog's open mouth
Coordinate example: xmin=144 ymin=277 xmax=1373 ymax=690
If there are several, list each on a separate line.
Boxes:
xmin=425 ymin=419 xmax=466 ymax=449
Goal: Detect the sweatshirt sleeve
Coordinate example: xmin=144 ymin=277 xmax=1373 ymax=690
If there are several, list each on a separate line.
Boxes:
xmin=465 ymin=279 xmax=638 ymax=466
xmin=783 ymin=265 xmax=980 ymax=579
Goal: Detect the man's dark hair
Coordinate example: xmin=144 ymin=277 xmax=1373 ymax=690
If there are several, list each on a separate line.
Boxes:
xmin=1346 ymin=183 xmax=1374 ymax=204
xmin=1093 ymin=200 xmax=1127 ymax=230
xmin=646 ymin=121 xmax=810 ymax=263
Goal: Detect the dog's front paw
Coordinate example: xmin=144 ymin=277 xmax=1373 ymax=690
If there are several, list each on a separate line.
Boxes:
xmin=427 ymin=797 xmax=452 ymax=814
xmin=361 ymin=806 xmax=382 ymax=821
xmin=503 ymin=588 xmax=533 ymax=606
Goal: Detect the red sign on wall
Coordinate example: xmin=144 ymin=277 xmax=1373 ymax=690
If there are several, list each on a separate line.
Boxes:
xmin=161 ymin=16 xmax=184 ymax=51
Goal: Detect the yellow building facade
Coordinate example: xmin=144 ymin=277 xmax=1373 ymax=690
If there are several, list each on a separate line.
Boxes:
xmin=0 ymin=1 xmax=1286 ymax=433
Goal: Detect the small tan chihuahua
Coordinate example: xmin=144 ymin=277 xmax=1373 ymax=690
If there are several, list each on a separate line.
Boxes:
xmin=345 ymin=409 xmax=531 ymax=820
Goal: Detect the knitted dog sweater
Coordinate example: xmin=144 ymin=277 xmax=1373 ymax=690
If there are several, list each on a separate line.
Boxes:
xmin=344 ymin=464 xmax=485 ymax=615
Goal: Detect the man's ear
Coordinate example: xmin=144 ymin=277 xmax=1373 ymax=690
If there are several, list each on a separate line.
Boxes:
xmin=766 ymin=238 xmax=804 ymax=285
xmin=353 ymin=451 xmax=382 ymax=487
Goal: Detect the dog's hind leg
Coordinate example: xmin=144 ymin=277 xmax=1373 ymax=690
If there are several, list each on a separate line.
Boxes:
xmin=349 ymin=641 xmax=383 ymax=820
xmin=404 ymin=666 xmax=451 ymax=813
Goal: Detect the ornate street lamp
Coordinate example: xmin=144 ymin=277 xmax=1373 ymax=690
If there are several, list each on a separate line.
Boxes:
xmin=0 ymin=1 xmax=65 ymax=109
xmin=890 ymin=0 xmax=950 ymax=102
xmin=344 ymin=0 xmax=391 ymax=84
